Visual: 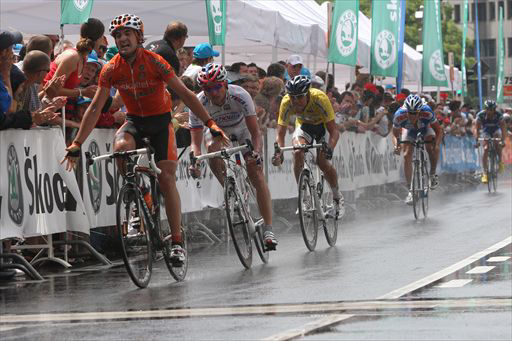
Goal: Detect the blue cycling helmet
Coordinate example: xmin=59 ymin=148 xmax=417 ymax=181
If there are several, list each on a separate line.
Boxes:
xmin=404 ymin=94 xmax=423 ymax=112
xmin=285 ymin=75 xmax=311 ymax=96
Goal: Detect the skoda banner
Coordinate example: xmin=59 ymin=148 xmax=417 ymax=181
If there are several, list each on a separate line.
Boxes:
xmin=461 ymin=0 xmax=469 ymax=97
xmin=422 ymin=0 xmax=448 ymax=87
xmin=496 ymin=7 xmax=505 ymax=103
xmin=328 ymin=0 xmax=359 ymax=66
xmin=205 ymin=0 xmax=226 ymax=46
xmin=60 ymin=0 xmax=94 ymax=25
xmin=0 ymin=128 xmax=89 ymax=240
xmin=370 ymin=0 xmax=400 ymax=77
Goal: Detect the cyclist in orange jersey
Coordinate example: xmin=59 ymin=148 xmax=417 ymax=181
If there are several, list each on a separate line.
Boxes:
xmin=62 ymin=14 xmax=228 ymax=265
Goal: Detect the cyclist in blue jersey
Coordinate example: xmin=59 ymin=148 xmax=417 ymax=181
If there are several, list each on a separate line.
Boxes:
xmin=392 ymin=95 xmax=443 ymax=205
xmin=475 ymin=100 xmax=506 ymax=183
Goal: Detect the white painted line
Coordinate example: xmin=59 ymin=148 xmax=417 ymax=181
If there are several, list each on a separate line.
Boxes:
xmin=262 ymin=314 xmax=355 ymax=341
xmin=378 ymin=236 xmax=512 ymax=299
xmin=487 ymin=256 xmax=510 ymax=263
xmin=466 ymin=266 xmax=495 ymax=274
xmin=436 ymin=279 xmax=473 ymax=288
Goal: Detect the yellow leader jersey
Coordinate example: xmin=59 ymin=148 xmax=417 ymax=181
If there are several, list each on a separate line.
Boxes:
xmin=278 ymin=88 xmax=335 ymax=127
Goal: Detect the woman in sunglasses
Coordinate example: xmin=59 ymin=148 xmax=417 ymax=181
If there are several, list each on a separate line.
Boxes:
xmin=392 ymin=94 xmax=443 ymax=205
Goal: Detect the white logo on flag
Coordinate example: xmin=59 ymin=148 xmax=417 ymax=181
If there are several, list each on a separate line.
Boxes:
xmin=210 ymin=0 xmax=223 ymax=35
xmin=375 ymin=30 xmax=396 ymax=69
xmin=429 ymin=49 xmax=447 ymax=81
xmin=74 ymin=0 xmax=89 ymax=11
xmin=336 ymin=10 xmax=357 ymax=57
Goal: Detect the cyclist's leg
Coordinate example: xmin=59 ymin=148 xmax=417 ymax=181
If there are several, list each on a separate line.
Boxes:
xmin=402 ymin=129 xmax=414 ymax=188
xmin=150 ymin=117 xmax=184 ymax=261
xmin=292 ymin=125 xmax=311 ymax=183
xmin=204 ymin=128 xmax=227 ymax=186
xmin=424 ymin=128 xmax=437 ymax=174
xmin=114 ymin=120 xmax=139 ymax=174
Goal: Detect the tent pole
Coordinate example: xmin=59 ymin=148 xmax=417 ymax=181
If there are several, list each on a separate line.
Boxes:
xmin=272 ymin=46 xmax=277 ymax=63
xmin=313 ymin=54 xmax=317 ymax=74
xmin=221 ymin=45 xmax=225 ymax=66
xmin=60 ymin=24 xmax=66 ymax=142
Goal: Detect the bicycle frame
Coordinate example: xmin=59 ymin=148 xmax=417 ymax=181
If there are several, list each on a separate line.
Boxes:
xmin=190 ymin=141 xmax=260 ymax=233
xmin=278 ymin=143 xmax=327 ymax=221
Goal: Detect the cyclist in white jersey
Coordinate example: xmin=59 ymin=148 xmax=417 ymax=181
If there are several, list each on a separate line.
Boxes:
xmin=188 ymin=63 xmax=278 ymax=250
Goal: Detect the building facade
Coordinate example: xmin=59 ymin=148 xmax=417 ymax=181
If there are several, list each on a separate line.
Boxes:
xmin=446 ymin=0 xmax=512 ymax=104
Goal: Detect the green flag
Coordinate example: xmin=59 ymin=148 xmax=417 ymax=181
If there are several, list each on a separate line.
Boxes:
xmin=370 ymin=0 xmax=400 ymax=77
xmin=328 ymin=0 xmax=359 ymax=66
xmin=422 ymin=0 xmax=448 ymax=87
xmin=496 ymin=7 xmax=505 ymax=103
xmin=60 ymin=0 xmax=94 ymax=25
xmin=461 ymin=0 xmax=469 ymax=97
xmin=205 ymin=0 xmax=226 ymax=46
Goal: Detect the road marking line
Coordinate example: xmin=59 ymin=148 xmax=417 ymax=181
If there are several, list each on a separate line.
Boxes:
xmin=436 ymin=279 xmax=473 ymax=288
xmin=466 ymin=266 xmax=496 ymax=274
xmin=1 ymin=298 xmax=510 ymax=324
xmin=487 ymin=256 xmax=510 ymax=262
xmin=261 ymin=314 xmax=355 ymax=341
xmin=378 ymin=236 xmax=512 ymax=299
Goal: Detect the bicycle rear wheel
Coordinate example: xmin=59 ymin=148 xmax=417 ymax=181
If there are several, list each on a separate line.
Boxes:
xmin=225 ymin=177 xmax=253 ymax=269
xmin=320 ymin=176 xmax=338 ymax=247
xmin=116 ymin=184 xmax=152 ymax=288
xmin=298 ymin=169 xmax=318 ymax=251
xmin=421 ymin=157 xmax=429 ymax=218
xmin=412 ymin=161 xmax=421 ymax=220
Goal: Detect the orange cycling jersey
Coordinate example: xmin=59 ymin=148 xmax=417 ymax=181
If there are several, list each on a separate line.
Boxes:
xmin=99 ymin=48 xmax=175 ymax=117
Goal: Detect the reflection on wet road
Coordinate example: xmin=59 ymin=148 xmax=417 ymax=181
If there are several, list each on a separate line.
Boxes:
xmin=1 ymin=180 xmax=511 ymax=340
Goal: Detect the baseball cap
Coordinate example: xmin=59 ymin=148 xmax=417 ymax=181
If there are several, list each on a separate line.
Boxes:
xmin=12 ymin=43 xmax=23 ymax=56
xmin=0 ymin=31 xmax=15 ymax=50
xmin=385 ymin=84 xmax=395 ymax=90
xmin=86 ymin=53 xmax=102 ymax=68
xmin=105 ymin=46 xmax=118 ymax=61
xmin=193 ymin=43 xmax=219 ymax=59
xmin=287 ymin=54 xmax=303 ymax=65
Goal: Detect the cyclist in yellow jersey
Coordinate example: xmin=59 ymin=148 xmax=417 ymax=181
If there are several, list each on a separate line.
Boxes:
xmin=272 ymin=75 xmax=344 ymax=217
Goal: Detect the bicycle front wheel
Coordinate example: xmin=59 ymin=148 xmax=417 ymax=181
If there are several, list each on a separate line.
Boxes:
xmin=320 ymin=176 xmax=338 ymax=247
xmin=225 ymin=177 xmax=253 ymax=269
xmin=412 ymin=161 xmax=421 ymax=220
xmin=421 ymin=158 xmax=429 ymax=218
xmin=162 ymin=226 xmax=188 ymax=282
xmin=116 ymin=184 xmax=152 ymax=288
xmin=298 ymin=169 xmax=318 ymax=251
xmin=486 ymin=153 xmax=493 ymax=193
xmin=491 ymin=152 xmax=498 ymax=192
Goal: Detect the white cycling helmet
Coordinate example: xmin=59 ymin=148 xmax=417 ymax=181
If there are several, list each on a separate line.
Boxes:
xmin=109 ymin=14 xmax=144 ymax=36
xmin=197 ymin=63 xmax=227 ymax=85
xmin=404 ymin=94 xmax=423 ymax=112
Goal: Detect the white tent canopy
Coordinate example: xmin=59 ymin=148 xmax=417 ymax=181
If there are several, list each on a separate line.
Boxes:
xmin=1 ymin=0 xmax=461 ymax=92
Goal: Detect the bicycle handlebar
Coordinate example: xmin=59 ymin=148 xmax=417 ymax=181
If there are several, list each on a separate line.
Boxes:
xmin=85 ymin=139 xmax=161 ymax=182
xmin=189 ymin=139 xmax=253 ymax=167
xmin=274 ymin=142 xmax=325 ymax=153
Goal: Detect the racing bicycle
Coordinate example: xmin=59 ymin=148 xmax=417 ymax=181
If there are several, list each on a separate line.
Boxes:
xmin=189 ymin=137 xmax=268 ymax=269
xmin=274 ymin=142 xmax=339 ymax=251
xmin=86 ymin=139 xmax=188 ymax=288
xmin=477 ymin=137 xmax=502 ymax=193
xmin=400 ymin=133 xmax=431 ymax=220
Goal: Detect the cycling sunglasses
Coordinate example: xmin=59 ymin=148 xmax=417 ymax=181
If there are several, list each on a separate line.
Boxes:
xmin=408 ymin=110 xmax=420 ymax=115
xmin=290 ymin=93 xmax=307 ymax=99
xmin=203 ymin=83 xmax=224 ymax=93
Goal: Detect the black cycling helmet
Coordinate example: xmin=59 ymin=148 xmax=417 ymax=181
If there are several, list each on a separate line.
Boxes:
xmin=484 ymin=99 xmax=497 ymax=110
xmin=285 ymin=75 xmax=311 ymax=96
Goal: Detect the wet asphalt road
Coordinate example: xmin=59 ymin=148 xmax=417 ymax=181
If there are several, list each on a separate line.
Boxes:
xmin=1 ymin=179 xmax=511 ymax=340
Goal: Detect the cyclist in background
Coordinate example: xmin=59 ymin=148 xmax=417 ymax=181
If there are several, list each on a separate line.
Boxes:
xmin=62 ymin=14 xmax=227 ymax=265
xmin=188 ymin=63 xmax=278 ymax=251
xmin=392 ymin=94 xmax=443 ymax=205
xmin=475 ymin=100 xmax=506 ymax=183
xmin=272 ymin=75 xmax=344 ymax=218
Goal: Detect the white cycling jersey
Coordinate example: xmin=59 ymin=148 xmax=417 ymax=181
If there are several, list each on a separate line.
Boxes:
xmin=189 ymin=84 xmax=256 ymax=130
